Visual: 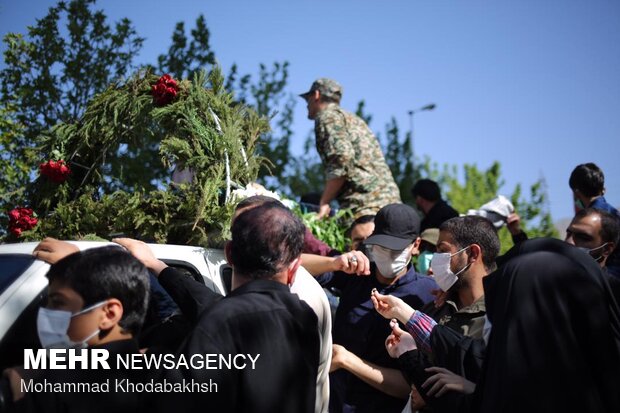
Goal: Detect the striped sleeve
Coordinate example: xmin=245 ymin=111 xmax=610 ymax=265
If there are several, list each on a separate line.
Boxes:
xmin=405 ymin=311 xmax=437 ymax=353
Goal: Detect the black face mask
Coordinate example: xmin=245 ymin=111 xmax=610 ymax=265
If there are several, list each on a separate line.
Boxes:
xmin=578 ymin=243 xmax=609 ymax=262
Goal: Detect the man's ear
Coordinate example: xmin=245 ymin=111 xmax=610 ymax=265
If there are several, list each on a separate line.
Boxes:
xmin=603 ymin=242 xmax=615 ymax=259
xmin=98 ymin=299 xmax=123 ymax=331
xmin=469 ymin=244 xmax=482 ymax=263
xmin=224 ymin=241 xmax=233 ymax=266
xmin=286 ymin=257 xmax=301 ymax=287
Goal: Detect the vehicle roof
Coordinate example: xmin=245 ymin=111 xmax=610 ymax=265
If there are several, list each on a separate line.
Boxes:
xmin=0 ymin=241 xmax=222 ymax=255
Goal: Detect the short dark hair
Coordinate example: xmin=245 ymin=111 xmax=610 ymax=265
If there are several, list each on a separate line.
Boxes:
xmin=46 ymin=246 xmax=150 ymax=335
xmin=230 ymin=203 xmax=305 ymax=280
xmin=346 ymin=214 xmax=375 ymax=238
xmin=569 ymin=163 xmax=605 ymax=198
xmin=573 ymin=208 xmax=620 ymax=245
xmin=411 ymin=179 xmax=441 ymax=202
xmin=440 ymin=216 xmax=500 ymax=271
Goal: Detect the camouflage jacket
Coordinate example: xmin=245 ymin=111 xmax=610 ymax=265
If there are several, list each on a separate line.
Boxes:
xmin=315 ymin=103 xmax=401 ymax=217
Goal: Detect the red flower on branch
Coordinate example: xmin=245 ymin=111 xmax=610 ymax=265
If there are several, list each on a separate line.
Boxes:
xmin=152 ymin=74 xmax=179 ymax=106
xmin=39 ymin=159 xmax=71 ymax=183
xmin=8 ymin=207 xmax=38 ymax=237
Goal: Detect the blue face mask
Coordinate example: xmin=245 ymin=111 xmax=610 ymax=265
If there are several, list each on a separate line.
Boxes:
xmin=416 ymin=251 xmax=433 ymax=275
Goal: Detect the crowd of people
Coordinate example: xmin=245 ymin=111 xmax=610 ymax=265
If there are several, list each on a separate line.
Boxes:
xmin=1 ymin=77 xmax=620 ymax=413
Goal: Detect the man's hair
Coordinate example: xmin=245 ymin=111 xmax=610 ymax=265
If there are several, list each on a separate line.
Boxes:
xmin=319 ymin=94 xmax=340 ymax=104
xmin=346 ymin=214 xmax=376 ymax=238
xmin=230 ymin=203 xmax=305 ymax=280
xmin=569 ymin=163 xmax=605 ymax=198
xmin=46 ymin=246 xmax=150 ymax=335
xmin=440 ymin=216 xmax=500 ymax=271
xmin=235 ymin=195 xmax=283 ymax=212
xmin=574 ymin=208 xmax=620 ymax=245
xmin=411 ymin=179 xmax=441 ymax=202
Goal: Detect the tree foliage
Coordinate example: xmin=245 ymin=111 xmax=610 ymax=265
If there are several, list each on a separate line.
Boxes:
xmin=0 ymin=104 xmax=34 ymax=232
xmin=1 ymin=0 xmax=144 ymax=143
xmin=0 ymin=1 xmax=559 ymax=249
xmin=156 ymin=14 xmax=216 ymax=80
xmin=419 ymin=158 xmax=559 ymax=252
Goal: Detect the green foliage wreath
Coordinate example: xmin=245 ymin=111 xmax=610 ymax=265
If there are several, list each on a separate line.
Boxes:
xmin=8 ymin=68 xmax=270 ymax=246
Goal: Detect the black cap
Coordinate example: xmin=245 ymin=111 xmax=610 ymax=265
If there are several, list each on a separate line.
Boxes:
xmin=364 ymin=204 xmax=421 ymax=250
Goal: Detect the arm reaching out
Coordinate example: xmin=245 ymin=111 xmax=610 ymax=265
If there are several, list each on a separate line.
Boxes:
xmin=371 ymin=290 xmax=415 ymax=324
xmin=113 ymin=238 xmax=168 ymax=276
xmin=301 ymin=251 xmax=371 ymax=277
xmin=33 ymin=238 xmax=79 ymax=264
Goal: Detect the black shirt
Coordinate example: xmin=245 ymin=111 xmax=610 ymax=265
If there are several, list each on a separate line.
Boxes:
xmin=421 ymin=200 xmax=459 ymax=232
xmin=156 ymin=279 xmax=320 ymax=413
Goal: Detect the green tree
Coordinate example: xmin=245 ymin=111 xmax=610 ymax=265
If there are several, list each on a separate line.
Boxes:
xmin=227 ymin=62 xmax=295 ymax=183
xmin=0 ymin=104 xmax=35 ymax=233
xmin=156 ymin=14 xmax=216 ymax=80
xmin=383 ymin=118 xmax=417 ymax=204
xmin=0 ymin=0 xmax=148 ymax=209
xmin=1 ymin=0 xmax=144 ymax=143
xmin=282 ymin=131 xmax=324 ymax=200
xmin=418 ymin=159 xmax=558 ymax=253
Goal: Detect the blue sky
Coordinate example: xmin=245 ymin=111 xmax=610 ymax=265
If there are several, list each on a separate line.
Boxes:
xmin=2 ymin=0 xmax=619 ymax=224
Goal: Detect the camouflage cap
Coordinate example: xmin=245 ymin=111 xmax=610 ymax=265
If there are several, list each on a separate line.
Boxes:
xmin=299 ymin=78 xmax=343 ymax=101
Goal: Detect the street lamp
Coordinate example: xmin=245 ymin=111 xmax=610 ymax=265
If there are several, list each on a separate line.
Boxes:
xmin=407 ymin=103 xmax=436 ymax=169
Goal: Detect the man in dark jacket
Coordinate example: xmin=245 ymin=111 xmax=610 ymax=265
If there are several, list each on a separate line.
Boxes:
xmin=126 ymin=204 xmax=320 ymax=413
xmin=411 ymin=179 xmax=459 ymax=232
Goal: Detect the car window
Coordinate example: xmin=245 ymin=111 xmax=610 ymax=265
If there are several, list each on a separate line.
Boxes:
xmin=0 ymin=287 xmax=46 ymax=371
xmin=0 ymin=254 xmax=36 ymax=295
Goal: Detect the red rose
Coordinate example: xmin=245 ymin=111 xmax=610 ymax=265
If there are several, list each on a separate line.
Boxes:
xmin=8 ymin=209 xmax=20 ymax=221
xmin=39 ymin=159 xmax=71 ymax=183
xmin=152 ymin=74 xmax=179 ymax=106
xmin=7 ymin=207 xmax=38 ymax=237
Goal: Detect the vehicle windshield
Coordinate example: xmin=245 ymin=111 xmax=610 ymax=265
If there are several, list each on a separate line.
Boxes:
xmin=0 ymin=254 xmax=36 ymax=295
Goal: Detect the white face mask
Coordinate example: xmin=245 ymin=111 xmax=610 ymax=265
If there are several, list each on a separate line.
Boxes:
xmin=430 ymin=246 xmax=471 ymax=292
xmin=37 ymin=301 xmax=106 ymax=349
xmin=370 ymin=245 xmax=411 ymax=279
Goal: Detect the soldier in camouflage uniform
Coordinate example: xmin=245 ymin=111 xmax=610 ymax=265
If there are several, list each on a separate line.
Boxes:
xmin=300 ymin=78 xmax=401 ymax=219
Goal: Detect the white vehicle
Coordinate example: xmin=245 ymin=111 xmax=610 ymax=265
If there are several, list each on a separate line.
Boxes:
xmin=0 ymin=241 xmax=229 ymax=371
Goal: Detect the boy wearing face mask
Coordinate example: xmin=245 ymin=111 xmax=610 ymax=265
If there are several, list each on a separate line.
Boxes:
xmin=308 ymin=203 xmax=437 ymax=413
xmin=3 ymin=246 xmax=150 ymax=413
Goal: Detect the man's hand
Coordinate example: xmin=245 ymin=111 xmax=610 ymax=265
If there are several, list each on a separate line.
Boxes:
xmin=422 ymin=366 xmax=476 ymax=397
xmin=330 ymin=344 xmax=350 ymax=372
xmin=3 ymin=368 xmax=24 ymax=401
xmin=333 ymin=251 xmax=371 ymax=276
xmin=410 ymin=386 xmax=427 ymax=411
xmin=385 ymin=319 xmax=417 ymax=358
xmin=506 ymin=213 xmax=522 ymax=236
xmin=33 ymin=238 xmax=79 ymax=264
xmin=371 ymin=290 xmax=415 ymax=323
xmin=112 ymin=238 xmax=168 ymax=276
xmin=316 ymin=203 xmax=331 ymax=219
